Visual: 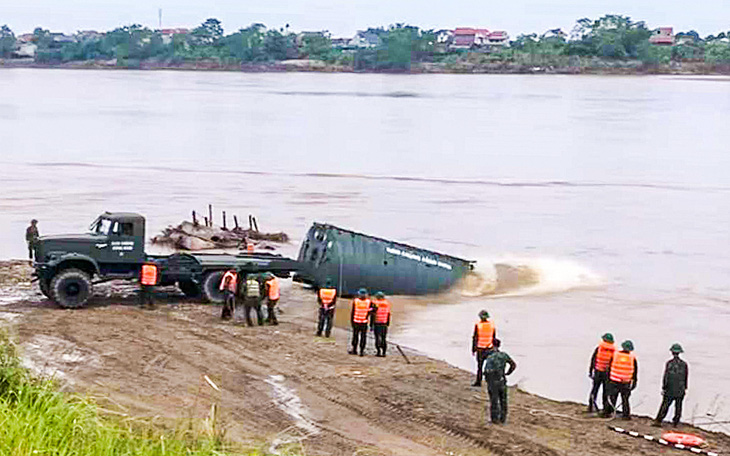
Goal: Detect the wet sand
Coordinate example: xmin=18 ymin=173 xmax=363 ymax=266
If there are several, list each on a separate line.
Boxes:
xmin=1 ymin=260 xmax=729 ymax=455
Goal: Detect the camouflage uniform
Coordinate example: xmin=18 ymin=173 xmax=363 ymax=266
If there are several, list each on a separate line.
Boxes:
xmin=26 ymin=222 xmax=39 ymax=260
xmin=484 ymin=350 xmax=516 ymax=424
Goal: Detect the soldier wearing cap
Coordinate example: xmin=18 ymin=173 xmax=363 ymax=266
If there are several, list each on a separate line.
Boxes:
xmin=483 ymin=338 xmax=516 ymax=424
xmin=472 ymin=310 xmax=497 ymax=387
xmin=653 ymin=343 xmax=689 ymax=427
xmin=25 ymin=219 xmax=39 ymax=261
xmin=588 ymin=332 xmax=616 ymax=413
xmin=604 ymin=339 xmax=638 ymax=419
xmin=371 ymin=291 xmax=391 ymax=357
xmin=349 ymin=288 xmax=374 ymax=356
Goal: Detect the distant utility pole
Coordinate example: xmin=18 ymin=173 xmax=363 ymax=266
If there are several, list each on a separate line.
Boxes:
xmin=158 ymin=8 xmax=162 ymax=29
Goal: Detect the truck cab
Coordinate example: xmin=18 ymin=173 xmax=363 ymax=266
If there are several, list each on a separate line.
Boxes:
xmin=34 ymin=212 xmax=148 ymax=308
xmin=86 ymin=212 xmax=146 ymax=266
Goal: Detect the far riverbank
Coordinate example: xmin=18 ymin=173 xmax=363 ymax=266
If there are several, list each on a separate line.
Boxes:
xmin=3 ymin=57 xmax=730 ymax=75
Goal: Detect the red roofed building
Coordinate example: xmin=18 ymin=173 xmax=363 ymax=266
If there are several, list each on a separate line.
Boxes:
xmin=487 ymin=31 xmax=509 ymax=45
xmin=650 ymin=27 xmax=674 ymax=45
xmin=452 ymin=27 xmax=492 ymax=49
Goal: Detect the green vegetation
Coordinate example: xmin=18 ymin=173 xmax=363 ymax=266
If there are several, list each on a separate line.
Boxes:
xmin=0 ymin=14 xmax=729 ymax=70
xmin=0 ymin=329 xmax=292 ymax=456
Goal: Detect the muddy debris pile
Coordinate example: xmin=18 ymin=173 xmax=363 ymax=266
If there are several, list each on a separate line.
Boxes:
xmin=151 ymin=210 xmax=289 ymax=251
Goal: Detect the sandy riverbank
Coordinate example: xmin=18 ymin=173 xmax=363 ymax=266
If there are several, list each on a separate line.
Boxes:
xmin=1 ymin=259 xmax=729 ymax=455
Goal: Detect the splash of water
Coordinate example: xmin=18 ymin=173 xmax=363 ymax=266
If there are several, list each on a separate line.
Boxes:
xmin=458 ymin=256 xmax=604 ymax=297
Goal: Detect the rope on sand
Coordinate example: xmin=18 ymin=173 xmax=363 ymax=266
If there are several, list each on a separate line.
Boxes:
xmin=609 ymin=425 xmax=721 ymax=456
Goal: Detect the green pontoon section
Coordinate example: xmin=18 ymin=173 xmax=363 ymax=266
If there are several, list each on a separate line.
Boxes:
xmin=294 ymin=223 xmax=475 ymax=296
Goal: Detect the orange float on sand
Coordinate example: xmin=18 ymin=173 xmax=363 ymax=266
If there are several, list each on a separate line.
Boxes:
xmin=662 ymin=432 xmax=706 ymax=447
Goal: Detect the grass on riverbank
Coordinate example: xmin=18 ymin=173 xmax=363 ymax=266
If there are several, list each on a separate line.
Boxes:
xmin=0 ymin=329 xmax=298 ymax=456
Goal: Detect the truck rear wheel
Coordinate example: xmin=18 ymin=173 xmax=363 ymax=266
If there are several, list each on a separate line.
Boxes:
xmin=50 ymin=268 xmax=92 ymax=309
xmin=178 ymin=280 xmax=201 ymax=298
xmin=201 ymin=271 xmax=225 ymax=304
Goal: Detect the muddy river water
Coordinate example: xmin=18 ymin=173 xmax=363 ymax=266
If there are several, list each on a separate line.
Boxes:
xmin=1 ymin=69 xmax=730 ymax=430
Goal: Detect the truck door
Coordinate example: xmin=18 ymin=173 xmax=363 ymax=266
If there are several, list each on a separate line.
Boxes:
xmin=106 ymin=220 xmax=141 ymax=264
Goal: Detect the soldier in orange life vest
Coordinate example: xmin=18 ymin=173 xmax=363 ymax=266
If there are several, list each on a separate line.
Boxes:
xmin=316 ymin=279 xmax=337 ymax=337
xmin=139 ymin=263 xmax=158 ymax=309
xmin=264 ymin=272 xmax=280 ymax=325
xmin=349 ymin=288 xmax=374 ymax=356
xmin=371 ymin=291 xmax=391 ymax=357
xmin=588 ymin=332 xmax=616 ymax=413
xmin=472 ymin=310 xmax=497 ymax=387
xmin=603 ymin=340 xmax=638 ymax=419
xmin=219 ymin=269 xmax=238 ymax=320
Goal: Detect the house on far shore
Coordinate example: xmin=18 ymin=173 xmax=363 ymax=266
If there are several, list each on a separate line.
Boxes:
xmin=331 ymin=37 xmax=350 ymax=49
xmin=75 ymin=30 xmax=102 ymax=41
xmin=159 ymin=28 xmax=190 ymax=45
xmin=486 ymin=31 xmax=509 ymax=46
xmin=650 ymin=27 xmax=674 ymax=45
xmin=435 ymin=29 xmax=454 ymax=44
xmin=349 ymin=30 xmax=381 ymax=48
xmin=452 ymin=28 xmax=484 ymax=49
xmin=451 ymin=27 xmax=509 ymax=50
xmin=17 ymin=33 xmax=35 ymax=43
xmin=13 ymin=42 xmax=37 ymax=58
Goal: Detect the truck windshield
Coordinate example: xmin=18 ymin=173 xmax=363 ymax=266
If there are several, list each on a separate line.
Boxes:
xmin=89 ymin=217 xmax=112 ymax=235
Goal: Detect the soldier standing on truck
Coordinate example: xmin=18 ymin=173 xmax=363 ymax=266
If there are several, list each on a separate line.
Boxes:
xmin=139 ymin=263 xmax=158 ymax=309
xmin=219 ymin=269 xmax=238 ymax=320
xmin=243 ymin=273 xmax=264 ymax=326
xmin=264 ymin=272 xmax=280 ymax=325
xmin=25 ymin=219 xmax=39 ymax=262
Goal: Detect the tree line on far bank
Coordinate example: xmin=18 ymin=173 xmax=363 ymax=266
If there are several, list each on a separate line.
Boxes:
xmin=1 ymin=15 xmax=729 ymax=70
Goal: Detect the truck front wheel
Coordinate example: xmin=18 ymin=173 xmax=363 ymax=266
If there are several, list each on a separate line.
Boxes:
xmin=50 ymin=269 xmax=92 ymax=309
xmin=201 ymin=271 xmax=225 ymax=304
xmin=38 ymin=278 xmax=52 ymax=298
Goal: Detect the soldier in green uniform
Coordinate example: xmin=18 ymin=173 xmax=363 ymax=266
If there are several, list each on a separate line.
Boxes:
xmin=242 ymin=273 xmax=264 ymax=326
xmin=652 ymin=343 xmax=689 ymax=427
xmin=25 ymin=219 xmax=39 ymax=261
xmin=483 ymin=338 xmax=517 ymax=424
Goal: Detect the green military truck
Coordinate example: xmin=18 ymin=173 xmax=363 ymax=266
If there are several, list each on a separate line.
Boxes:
xmin=32 ymin=212 xmax=299 ymax=308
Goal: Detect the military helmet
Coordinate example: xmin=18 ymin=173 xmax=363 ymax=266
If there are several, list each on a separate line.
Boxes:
xmin=670 ymin=343 xmax=684 ymax=354
xmin=358 ymin=288 xmax=368 ymax=297
xmin=375 ymin=291 xmax=385 ymax=298
xmin=621 ymin=340 xmax=635 ymax=352
xmin=479 ymin=310 xmax=490 ymax=320
xmin=602 ymin=333 xmax=614 ymax=343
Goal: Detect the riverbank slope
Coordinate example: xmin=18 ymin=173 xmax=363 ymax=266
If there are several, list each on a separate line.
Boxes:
xmin=1 ymin=260 xmax=729 ymax=455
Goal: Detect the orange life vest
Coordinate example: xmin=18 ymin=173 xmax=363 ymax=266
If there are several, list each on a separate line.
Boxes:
xmin=352 ymin=298 xmax=371 ymax=324
xmin=475 ymin=320 xmax=495 ymax=349
xmin=609 ymin=351 xmax=636 ymax=383
xmin=372 ymin=298 xmax=391 ymax=324
xmin=319 ymin=288 xmax=337 ymax=306
xmin=219 ymin=270 xmax=238 ymax=292
xmin=140 ymin=264 xmax=158 ymax=286
xmin=246 ymin=242 xmax=254 ymax=252
xmin=266 ymin=277 xmax=280 ymax=300
xmin=594 ymin=340 xmax=616 ymax=372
